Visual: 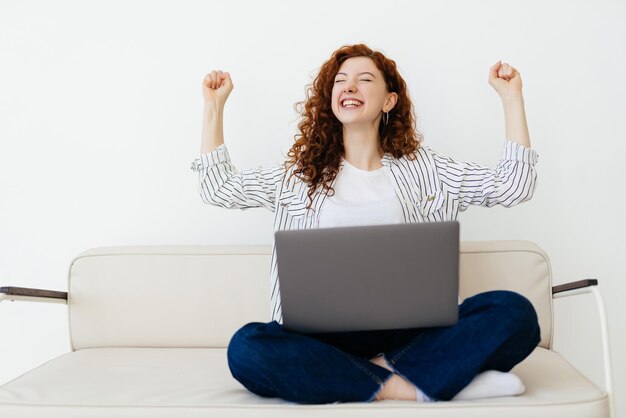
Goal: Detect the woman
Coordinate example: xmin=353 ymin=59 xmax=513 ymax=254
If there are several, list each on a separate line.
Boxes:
xmin=191 ymin=44 xmax=540 ymax=404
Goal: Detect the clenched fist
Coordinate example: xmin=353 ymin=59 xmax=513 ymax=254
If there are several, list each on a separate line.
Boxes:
xmin=202 ymin=70 xmax=234 ymax=108
xmin=488 ymin=61 xmax=523 ymax=99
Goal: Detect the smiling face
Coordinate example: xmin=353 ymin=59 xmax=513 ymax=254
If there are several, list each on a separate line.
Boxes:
xmin=331 ymin=56 xmax=396 ymax=128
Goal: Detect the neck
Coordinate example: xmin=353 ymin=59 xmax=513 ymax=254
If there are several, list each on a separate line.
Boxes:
xmin=341 ymin=124 xmax=384 ymax=171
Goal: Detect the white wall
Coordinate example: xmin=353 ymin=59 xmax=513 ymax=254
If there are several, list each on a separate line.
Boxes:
xmin=1 ymin=0 xmax=624 ymax=414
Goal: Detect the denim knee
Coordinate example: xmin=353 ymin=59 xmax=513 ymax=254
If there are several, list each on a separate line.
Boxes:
xmin=227 ymin=322 xmax=274 ymax=368
xmin=478 ymin=290 xmax=541 ymax=343
xmin=227 ymin=321 xmax=279 ymax=397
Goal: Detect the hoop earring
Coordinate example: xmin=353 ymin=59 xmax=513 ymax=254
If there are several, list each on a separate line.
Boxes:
xmin=383 ymin=111 xmax=389 ymax=127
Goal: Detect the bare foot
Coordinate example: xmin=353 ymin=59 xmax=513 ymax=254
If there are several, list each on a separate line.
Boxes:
xmin=369 ymin=355 xmax=417 ymax=401
xmin=370 ymin=355 xmax=394 ymax=371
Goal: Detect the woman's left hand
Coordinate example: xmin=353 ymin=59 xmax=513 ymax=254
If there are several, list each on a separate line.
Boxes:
xmin=488 ymin=61 xmax=523 ymax=100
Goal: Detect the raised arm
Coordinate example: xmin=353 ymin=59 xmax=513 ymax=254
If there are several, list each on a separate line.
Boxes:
xmin=201 ymin=70 xmax=232 ymax=154
xmin=430 ymin=61 xmax=537 ymax=211
xmin=488 ymin=60 xmax=531 ymax=149
xmin=191 ymin=70 xmax=284 ymax=211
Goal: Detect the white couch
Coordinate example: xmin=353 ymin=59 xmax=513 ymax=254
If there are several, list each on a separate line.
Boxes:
xmin=0 ymin=241 xmax=614 ymax=417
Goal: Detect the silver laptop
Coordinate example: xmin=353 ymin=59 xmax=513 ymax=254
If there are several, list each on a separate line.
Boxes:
xmin=274 ymin=221 xmax=459 ymax=333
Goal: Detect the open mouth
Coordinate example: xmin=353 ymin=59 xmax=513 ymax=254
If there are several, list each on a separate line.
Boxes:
xmin=341 ymin=99 xmax=364 ymax=109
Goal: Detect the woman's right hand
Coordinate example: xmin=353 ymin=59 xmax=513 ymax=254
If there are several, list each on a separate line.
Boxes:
xmin=202 ymin=70 xmax=233 ymax=108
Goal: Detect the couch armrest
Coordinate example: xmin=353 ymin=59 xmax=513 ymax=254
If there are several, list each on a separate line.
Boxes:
xmin=553 ymin=278 xmax=614 ymax=418
xmin=552 ymin=278 xmax=598 ymax=295
xmin=0 ymin=286 xmax=68 ymax=304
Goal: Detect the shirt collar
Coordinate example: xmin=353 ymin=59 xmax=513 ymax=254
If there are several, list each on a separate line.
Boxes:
xmin=381 ymin=153 xmax=395 ymax=167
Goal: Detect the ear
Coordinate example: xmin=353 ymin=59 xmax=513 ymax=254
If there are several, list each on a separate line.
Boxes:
xmin=385 ymin=92 xmax=398 ymax=112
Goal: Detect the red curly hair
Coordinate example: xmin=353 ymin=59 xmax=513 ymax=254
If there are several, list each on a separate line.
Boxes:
xmin=283 ymin=44 xmax=423 ymax=211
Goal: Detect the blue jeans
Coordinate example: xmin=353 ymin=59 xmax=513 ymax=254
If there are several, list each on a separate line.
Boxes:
xmin=227 ymin=290 xmax=540 ymax=404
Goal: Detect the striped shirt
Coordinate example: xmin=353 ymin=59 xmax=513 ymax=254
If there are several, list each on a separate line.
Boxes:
xmin=190 ymin=139 xmax=539 ymax=323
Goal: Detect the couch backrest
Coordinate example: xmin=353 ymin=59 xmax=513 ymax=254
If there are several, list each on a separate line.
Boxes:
xmin=68 ymin=241 xmax=552 ymax=350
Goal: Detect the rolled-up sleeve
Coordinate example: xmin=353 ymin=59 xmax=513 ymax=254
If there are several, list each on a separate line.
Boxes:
xmin=190 ymin=144 xmax=285 ymax=212
xmin=431 ymin=139 xmax=539 ymax=211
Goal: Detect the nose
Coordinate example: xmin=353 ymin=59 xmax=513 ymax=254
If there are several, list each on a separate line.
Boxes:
xmin=343 ymin=79 xmax=357 ymax=93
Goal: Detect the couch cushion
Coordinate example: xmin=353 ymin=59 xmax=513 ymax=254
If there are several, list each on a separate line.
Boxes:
xmin=0 ymin=347 xmax=607 ymax=418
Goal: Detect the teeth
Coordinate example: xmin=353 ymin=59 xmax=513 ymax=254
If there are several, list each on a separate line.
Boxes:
xmin=342 ymin=99 xmax=362 ymax=107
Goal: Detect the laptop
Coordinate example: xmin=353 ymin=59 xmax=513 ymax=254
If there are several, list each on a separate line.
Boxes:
xmin=274 ymin=221 xmax=460 ymax=334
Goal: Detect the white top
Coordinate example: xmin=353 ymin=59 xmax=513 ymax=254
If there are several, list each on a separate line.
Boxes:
xmin=318 ymin=158 xmax=405 ymax=229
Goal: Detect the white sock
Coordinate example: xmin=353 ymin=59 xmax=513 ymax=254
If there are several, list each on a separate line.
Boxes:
xmin=452 ymin=370 xmax=525 ymax=401
xmin=416 ymin=386 xmax=432 ymax=402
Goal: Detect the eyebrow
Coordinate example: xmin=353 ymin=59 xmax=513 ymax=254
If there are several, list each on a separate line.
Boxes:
xmin=335 ymin=72 xmax=376 ymax=78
